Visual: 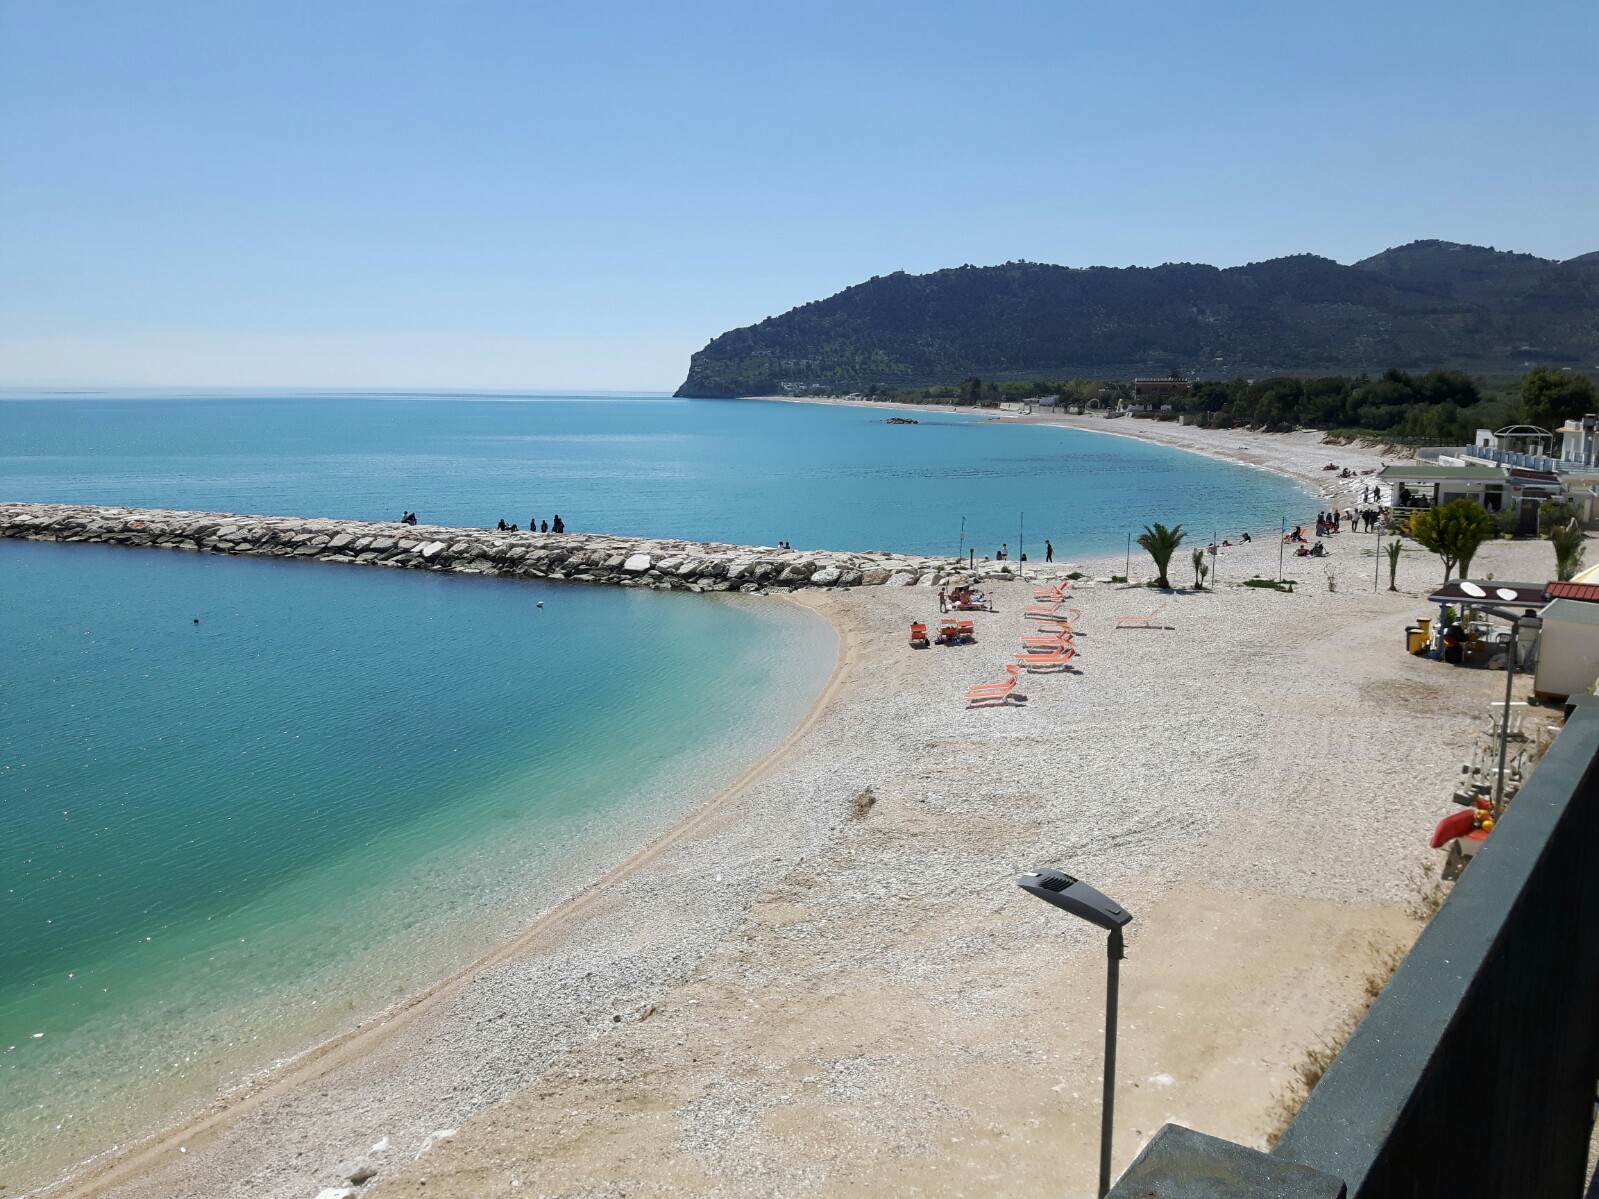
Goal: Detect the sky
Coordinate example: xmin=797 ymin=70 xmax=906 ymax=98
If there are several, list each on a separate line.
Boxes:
xmin=1 ymin=0 xmax=1595 ymax=391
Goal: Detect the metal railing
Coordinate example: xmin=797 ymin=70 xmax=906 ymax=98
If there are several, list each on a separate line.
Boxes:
xmin=1108 ymin=696 xmax=1599 ymax=1198
xmin=1460 ymin=444 xmax=1561 ymax=473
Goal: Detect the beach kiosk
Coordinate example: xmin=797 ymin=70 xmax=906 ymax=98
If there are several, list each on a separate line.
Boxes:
xmin=1422 ymin=579 xmax=1546 ymax=666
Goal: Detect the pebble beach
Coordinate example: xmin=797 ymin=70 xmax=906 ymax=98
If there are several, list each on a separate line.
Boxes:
xmin=31 ymin=417 xmax=1552 ymax=1199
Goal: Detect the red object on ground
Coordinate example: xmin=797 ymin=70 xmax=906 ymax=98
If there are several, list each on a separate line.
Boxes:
xmin=1431 ymin=809 xmax=1477 ymax=849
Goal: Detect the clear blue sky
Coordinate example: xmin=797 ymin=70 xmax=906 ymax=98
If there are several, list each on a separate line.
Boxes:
xmin=2 ymin=0 xmax=1594 ymax=390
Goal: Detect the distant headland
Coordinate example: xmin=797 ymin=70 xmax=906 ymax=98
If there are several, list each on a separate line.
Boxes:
xmin=675 ymin=240 xmax=1599 ymax=397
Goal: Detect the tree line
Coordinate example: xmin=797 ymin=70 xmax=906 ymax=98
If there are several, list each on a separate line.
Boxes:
xmin=861 ymin=366 xmax=1599 ymax=442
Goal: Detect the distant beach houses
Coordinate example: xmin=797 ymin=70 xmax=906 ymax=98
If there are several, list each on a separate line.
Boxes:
xmin=1397 ymin=417 xmax=1599 ymax=528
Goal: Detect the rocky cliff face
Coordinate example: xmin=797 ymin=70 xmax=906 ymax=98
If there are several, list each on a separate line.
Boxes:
xmin=675 ymin=241 xmax=1599 ymax=396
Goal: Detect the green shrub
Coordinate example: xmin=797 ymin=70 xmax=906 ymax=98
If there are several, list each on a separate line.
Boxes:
xmin=1540 ymin=500 xmax=1580 ymax=537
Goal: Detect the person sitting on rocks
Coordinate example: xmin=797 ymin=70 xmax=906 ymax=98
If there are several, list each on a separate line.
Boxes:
xmin=540 ymin=519 xmax=548 ymax=533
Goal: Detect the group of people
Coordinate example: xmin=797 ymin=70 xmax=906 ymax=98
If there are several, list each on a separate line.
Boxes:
xmin=777 ymin=540 xmax=793 ymax=550
xmin=989 ymin=540 xmax=1056 ymax=563
xmin=399 ymin=510 xmax=568 ymax=532
xmin=495 ymin=514 xmax=565 ymax=534
xmin=938 ymin=582 xmax=988 ymax=612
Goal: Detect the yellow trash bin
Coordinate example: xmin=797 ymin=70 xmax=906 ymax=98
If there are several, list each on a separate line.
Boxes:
xmin=1406 ymin=627 xmax=1426 ymax=655
xmin=1417 ymin=616 xmax=1432 ymax=639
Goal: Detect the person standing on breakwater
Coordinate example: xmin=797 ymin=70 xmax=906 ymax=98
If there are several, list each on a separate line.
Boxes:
xmin=552 ymin=514 xmax=565 ymax=534
xmin=1044 ymin=540 xmax=1053 ymax=563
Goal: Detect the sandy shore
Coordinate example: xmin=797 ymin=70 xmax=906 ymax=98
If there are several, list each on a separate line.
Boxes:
xmin=31 ymin=419 xmax=1547 ymax=1199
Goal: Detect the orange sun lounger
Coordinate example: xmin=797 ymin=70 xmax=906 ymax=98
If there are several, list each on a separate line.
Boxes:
xmin=1014 ymin=646 xmax=1076 ymax=670
xmin=1020 ymin=633 xmax=1074 ymax=650
xmin=1114 ymin=602 xmax=1169 ymax=629
xmin=909 ymin=621 xmax=930 ymax=648
xmin=1033 ymin=582 xmax=1071 ymax=602
xmin=965 ymin=664 xmax=1022 ymax=706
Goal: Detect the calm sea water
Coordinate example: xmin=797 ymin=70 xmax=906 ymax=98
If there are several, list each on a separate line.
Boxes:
xmin=1 ymin=392 xmax=1309 ymax=557
xmin=0 ymin=392 xmax=1307 ymax=1187
xmin=0 ymin=537 xmax=833 ymax=1186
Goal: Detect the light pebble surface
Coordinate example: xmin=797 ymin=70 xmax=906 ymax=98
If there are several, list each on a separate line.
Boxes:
xmin=33 ymin=420 xmax=1555 ymax=1199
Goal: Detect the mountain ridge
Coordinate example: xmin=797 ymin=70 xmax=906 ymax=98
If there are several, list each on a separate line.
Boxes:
xmin=675 ymin=240 xmax=1599 ymax=397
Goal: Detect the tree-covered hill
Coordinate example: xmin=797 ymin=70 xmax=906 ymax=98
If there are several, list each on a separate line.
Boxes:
xmin=675 ymin=241 xmax=1599 ymax=397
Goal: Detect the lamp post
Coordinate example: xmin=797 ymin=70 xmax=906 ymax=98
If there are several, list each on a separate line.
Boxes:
xmin=1018 ymin=867 xmax=1134 ymax=1198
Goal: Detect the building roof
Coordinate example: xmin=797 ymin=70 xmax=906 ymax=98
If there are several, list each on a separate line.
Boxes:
xmin=1508 ymin=468 xmax=1562 ymax=483
xmin=1425 ymin=579 xmax=1548 ymax=607
xmin=1546 ymin=582 xmax=1599 ymax=604
xmin=1378 ymin=464 xmax=1506 ymax=482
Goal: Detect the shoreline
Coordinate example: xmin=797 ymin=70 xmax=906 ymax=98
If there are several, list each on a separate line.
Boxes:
xmin=746 ymin=392 xmax=1398 ymax=499
xmin=28 ymin=596 xmax=854 ymax=1199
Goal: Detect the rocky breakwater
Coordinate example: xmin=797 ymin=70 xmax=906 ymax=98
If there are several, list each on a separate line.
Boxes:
xmin=0 ymin=503 xmax=975 ymax=593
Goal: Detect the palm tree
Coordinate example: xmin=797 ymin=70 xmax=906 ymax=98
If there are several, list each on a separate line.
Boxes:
xmin=1551 ymin=524 xmax=1586 ymax=582
xmin=1191 ymin=547 xmax=1209 ymax=589
xmin=1137 ymin=522 xmax=1185 ymax=589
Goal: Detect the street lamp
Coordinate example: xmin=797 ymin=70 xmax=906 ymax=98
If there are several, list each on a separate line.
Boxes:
xmin=1017 ymin=867 xmax=1133 ymax=1198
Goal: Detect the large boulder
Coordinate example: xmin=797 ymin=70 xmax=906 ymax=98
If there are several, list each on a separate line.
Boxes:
xmin=622 ymin=553 xmax=652 ymax=573
xmin=810 ymin=566 xmax=842 ymax=586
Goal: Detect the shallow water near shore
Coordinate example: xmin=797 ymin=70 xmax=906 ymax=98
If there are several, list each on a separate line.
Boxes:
xmin=2 ymin=391 xmax=1308 ymax=557
xmin=0 ymin=539 xmax=834 ymax=1189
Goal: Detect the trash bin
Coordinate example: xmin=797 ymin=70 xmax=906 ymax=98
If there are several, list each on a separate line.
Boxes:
xmin=1406 ymin=626 xmax=1426 ymax=654
xmin=1417 ymin=616 xmax=1432 ymax=639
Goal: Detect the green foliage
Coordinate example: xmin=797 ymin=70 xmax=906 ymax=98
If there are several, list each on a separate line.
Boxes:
xmin=1552 ymin=525 xmax=1587 ymax=582
xmin=1136 ymin=522 xmax=1185 ymax=589
xmin=1495 ymin=507 xmax=1520 ymax=536
xmin=1520 ymin=367 xmax=1599 ymax=432
xmin=675 ymin=242 xmax=1599 ymax=398
xmin=1191 ymin=547 xmax=1210 ymax=589
xmin=1539 ymin=499 xmax=1580 ymax=537
xmin=1187 ymin=368 xmax=1485 ymax=436
xmin=1386 ymin=539 xmax=1404 ymax=590
xmin=1407 ymin=500 xmax=1497 ymax=580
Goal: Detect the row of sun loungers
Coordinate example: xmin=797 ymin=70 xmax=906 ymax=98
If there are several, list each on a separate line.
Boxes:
xmin=965 ymin=592 xmax=1080 ymax=706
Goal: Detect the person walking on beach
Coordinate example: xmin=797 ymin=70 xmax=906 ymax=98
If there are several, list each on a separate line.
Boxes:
xmin=1044 ymin=539 xmax=1054 ymax=563
xmin=938 ymin=585 xmax=948 ymax=613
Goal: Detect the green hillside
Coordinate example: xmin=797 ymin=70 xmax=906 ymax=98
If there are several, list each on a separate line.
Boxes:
xmin=675 ymin=241 xmax=1599 ymax=397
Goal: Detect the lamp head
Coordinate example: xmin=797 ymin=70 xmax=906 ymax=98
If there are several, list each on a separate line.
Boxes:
xmin=1017 ymin=867 xmax=1132 ymax=931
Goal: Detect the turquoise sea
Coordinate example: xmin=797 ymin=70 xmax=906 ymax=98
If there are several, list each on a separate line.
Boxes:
xmin=3 ymin=392 xmax=1308 ymax=557
xmin=0 ymin=393 xmax=1308 ymax=1188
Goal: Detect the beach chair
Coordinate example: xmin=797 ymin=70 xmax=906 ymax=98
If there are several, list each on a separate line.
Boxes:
xmin=1020 ymin=633 xmax=1074 ymax=651
xmin=1014 ymin=646 xmax=1076 ymax=670
xmin=1114 ymin=602 xmax=1168 ymax=630
xmin=1033 ymin=581 xmax=1071 ymax=602
xmin=965 ymin=664 xmax=1022 ymax=706
xmin=909 ymin=621 xmax=930 ymax=648
xmin=1029 ymin=607 xmax=1082 ymax=625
